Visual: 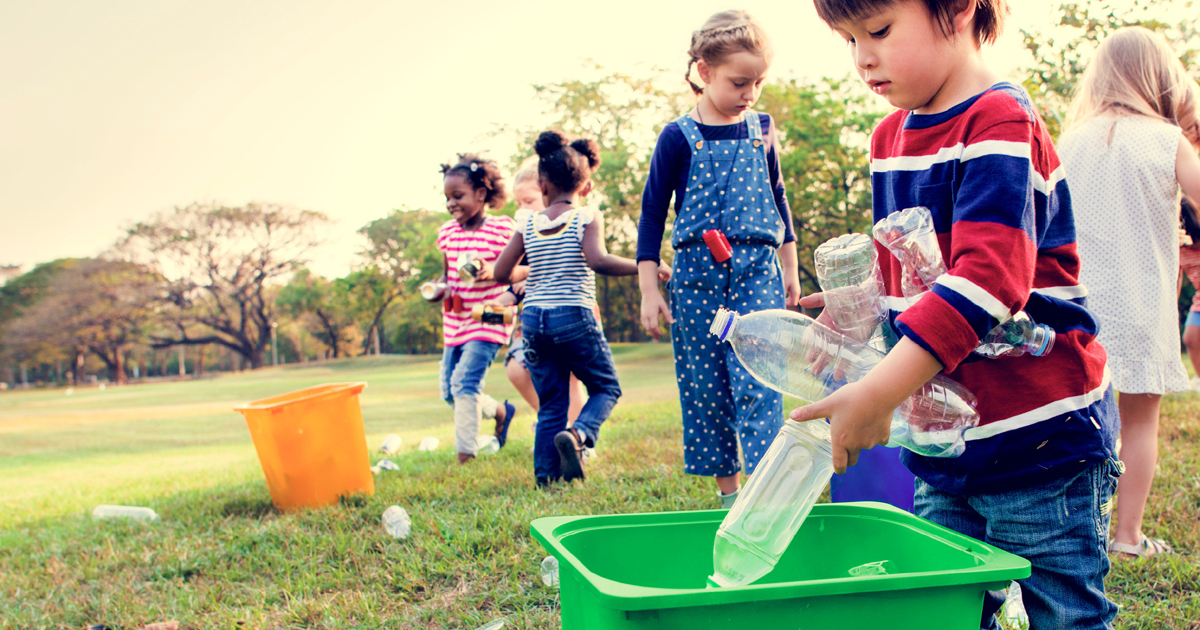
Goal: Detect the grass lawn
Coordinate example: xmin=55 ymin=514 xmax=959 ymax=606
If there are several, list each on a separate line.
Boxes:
xmin=1 ymin=344 xmax=1197 ymax=629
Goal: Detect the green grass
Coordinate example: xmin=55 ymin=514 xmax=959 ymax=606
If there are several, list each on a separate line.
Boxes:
xmin=0 ymin=345 xmax=1197 ymax=628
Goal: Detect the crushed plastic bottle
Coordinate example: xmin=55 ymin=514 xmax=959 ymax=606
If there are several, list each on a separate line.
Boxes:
xmin=976 ymin=312 xmax=1055 ymax=358
xmin=872 ymin=206 xmax=946 ymax=299
xmin=540 ymin=555 xmax=560 ymax=588
xmin=710 ymin=307 xmax=979 ymax=458
xmin=92 ymin=505 xmax=159 ymax=521
xmin=873 ymin=206 xmax=1055 ymax=359
xmin=456 ymin=251 xmax=480 ymax=287
xmin=708 ymin=419 xmax=834 ymax=588
xmin=418 ymin=436 xmax=440 ymax=452
xmin=381 ymin=505 xmax=411 ymax=539
xmin=847 ymin=560 xmax=890 ymax=577
xmin=474 ymin=620 xmax=505 ymax=630
xmin=814 ymin=233 xmax=898 ymax=350
xmin=379 ymin=434 xmax=402 ymax=455
xmin=371 ymin=458 xmax=400 ymax=475
xmin=419 ymin=280 xmax=447 ymax=302
xmin=476 ymin=434 xmax=501 ymax=456
xmin=1003 ymin=580 xmax=1030 ymax=628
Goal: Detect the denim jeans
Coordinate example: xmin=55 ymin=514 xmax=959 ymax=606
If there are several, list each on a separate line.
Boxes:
xmin=440 ymin=340 xmax=501 ymax=455
xmin=915 ymin=459 xmax=1122 ymax=630
xmin=522 ymin=305 xmax=621 ymax=480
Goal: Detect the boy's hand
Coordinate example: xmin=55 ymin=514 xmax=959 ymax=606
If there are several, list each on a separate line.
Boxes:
xmin=657 ymin=263 xmax=672 ymax=282
xmin=789 ymin=381 xmax=893 ymax=474
xmin=640 ymin=291 xmax=674 ymax=340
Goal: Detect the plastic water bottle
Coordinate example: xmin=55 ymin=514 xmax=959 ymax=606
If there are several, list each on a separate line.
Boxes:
xmin=710 ymin=307 xmax=979 ymax=457
xmin=370 ymin=458 xmax=400 ymax=475
xmin=476 ymin=434 xmax=500 ymax=455
xmin=92 ymin=505 xmax=158 ymax=521
xmin=382 ymin=506 xmax=411 ymax=539
xmin=872 ymin=206 xmax=947 ymax=299
xmin=379 ymin=434 xmax=402 ymax=455
xmin=418 ymin=436 xmax=440 ymax=451
xmin=977 ymin=312 xmax=1055 ymax=358
xmin=708 ymin=419 xmax=834 ymax=588
xmin=814 ymin=233 xmax=898 ymax=351
xmin=873 ymin=206 xmax=1055 ymax=359
xmin=540 ymin=555 xmax=560 ymax=587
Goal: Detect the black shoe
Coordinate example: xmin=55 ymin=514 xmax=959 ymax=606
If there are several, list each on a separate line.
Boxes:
xmin=554 ymin=428 xmax=587 ymax=482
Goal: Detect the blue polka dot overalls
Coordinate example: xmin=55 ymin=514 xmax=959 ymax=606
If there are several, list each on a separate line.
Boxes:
xmin=670 ymin=111 xmax=786 ymax=477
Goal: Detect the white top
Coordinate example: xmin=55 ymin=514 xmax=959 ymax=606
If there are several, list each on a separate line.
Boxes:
xmin=521 ymin=206 xmax=598 ymax=310
xmin=1060 ymin=113 xmax=1188 ymax=394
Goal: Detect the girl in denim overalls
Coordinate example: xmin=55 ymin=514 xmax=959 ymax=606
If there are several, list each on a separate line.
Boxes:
xmin=636 ymin=11 xmax=801 ymax=507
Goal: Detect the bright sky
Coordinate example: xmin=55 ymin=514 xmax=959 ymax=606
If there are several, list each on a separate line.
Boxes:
xmin=0 ymin=0 xmax=1149 ymax=278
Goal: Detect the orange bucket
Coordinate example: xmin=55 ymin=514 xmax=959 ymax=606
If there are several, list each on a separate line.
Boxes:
xmin=234 ymin=382 xmax=374 ymax=510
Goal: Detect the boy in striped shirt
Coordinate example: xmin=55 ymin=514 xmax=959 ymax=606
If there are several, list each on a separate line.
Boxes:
xmin=793 ymin=2 xmax=1120 ymax=628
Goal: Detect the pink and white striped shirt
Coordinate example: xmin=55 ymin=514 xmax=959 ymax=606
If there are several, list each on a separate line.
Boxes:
xmin=436 ymin=215 xmax=517 ymax=346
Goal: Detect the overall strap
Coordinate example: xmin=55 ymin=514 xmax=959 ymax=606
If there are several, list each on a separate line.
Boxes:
xmin=674 ymin=114 xmax=717 ymax=164
xmin=744 ymin=110 xmax=762 ymax=140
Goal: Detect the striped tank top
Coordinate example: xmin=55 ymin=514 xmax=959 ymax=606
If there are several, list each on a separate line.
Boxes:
xmin=522 ymin=207 xmax=597 ymax=310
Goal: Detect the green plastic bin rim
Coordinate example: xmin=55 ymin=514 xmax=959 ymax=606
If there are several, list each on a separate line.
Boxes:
xmin=233 ymin=382 xmax=367 ymax=412
xmin=530 ymin=501 xmax=1031 ymax=612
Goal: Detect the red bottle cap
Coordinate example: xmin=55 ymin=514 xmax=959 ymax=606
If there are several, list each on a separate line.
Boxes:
xmin=704 ymin=229 xmax=733 ymax=263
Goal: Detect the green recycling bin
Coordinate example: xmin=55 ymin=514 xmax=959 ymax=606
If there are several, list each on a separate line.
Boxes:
xmin=530 ymin=501 xmax=1030 ymax=629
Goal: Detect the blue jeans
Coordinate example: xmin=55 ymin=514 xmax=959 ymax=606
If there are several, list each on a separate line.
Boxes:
xmin=440 ymin=340 xmax=502 ymax=454
xmin=915 ymin=459 xmax=1122 ymax=630
xmin=522 ymin=305 xmax=621 ymax=480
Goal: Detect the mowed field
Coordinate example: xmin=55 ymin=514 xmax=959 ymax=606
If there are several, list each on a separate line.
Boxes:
xmin=0 ymin=344 xmax=1197 ymax=628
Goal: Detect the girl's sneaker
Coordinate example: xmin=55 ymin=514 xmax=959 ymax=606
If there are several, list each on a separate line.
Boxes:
xmin=494 ymin=401 xmax=516 ymax=449
xmin=554 ymin=427 xmax=587 ymax=482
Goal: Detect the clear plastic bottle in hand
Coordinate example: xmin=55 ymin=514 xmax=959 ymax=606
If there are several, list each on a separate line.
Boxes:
xmin=710 ymin=307 xmax=979 ymax=458
xmin=976 ymin=312 xmax=1055 ymax=358
xmin=708 ymin=419 xmax=834 ymax=588
xmin=814 ymin=233 xmax=898 ymax=351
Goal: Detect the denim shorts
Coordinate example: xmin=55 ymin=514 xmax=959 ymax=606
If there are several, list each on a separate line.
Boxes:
xmin=505 ymin=335 xmax=527 ymax=369
xmin=1187 ymin=310 xmax=1200 ymax=328
xmin=915 ymin=458 xmax=1122 ymax=630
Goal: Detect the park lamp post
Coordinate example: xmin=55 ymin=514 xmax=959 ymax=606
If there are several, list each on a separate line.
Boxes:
xmin=271 ymin=321 xmax=279 ymax=366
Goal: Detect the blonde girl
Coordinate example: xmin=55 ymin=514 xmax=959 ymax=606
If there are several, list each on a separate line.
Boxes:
xmin=636 ymin=10 xmax=800 ymax=507
xmin=1059 ymin=25 xmax=1200 ymax=557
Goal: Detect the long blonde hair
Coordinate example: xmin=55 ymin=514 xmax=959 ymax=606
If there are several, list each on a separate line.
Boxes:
xmin=685 ymin=11 xmax=772 ymax=95
xmin=1065 ymin=26 xmax=1199 ymax=146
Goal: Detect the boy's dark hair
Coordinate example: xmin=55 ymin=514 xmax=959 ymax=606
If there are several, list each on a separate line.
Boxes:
xmin=813 ymin=0 xmax=1009 ymax=46
xmin=1182 ymin=195 xmax=1200 ymax=247
xmin=534 ymin=130 xmax=601 ymax=194
xmin=440 ymin=153 xmax=508 ymax=209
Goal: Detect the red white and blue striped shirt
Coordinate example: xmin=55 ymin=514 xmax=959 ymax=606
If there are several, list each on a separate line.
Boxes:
xmin=872 ymin=83 xmax=1116 ymax=493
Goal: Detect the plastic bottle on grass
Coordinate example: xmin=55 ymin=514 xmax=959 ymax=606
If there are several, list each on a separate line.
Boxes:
xmin=379 ymin=434 xmax=402 ymax=455
xmin=418 ymin=436 xmax=440 ymax=451
xmin=708 ymin=419 xmax=834 ymax=588
xmin=476 ymin=434 xmax=500 ymax=455
xmin=709 ymin=307 xmax=979 ymax=458
xmin=92 ymin=505 xmax=158 ymax=521
xmin=382 ymin=506 xmax=411 ymax=539
xmin=540 ymin=555 xmax=560 ymax=587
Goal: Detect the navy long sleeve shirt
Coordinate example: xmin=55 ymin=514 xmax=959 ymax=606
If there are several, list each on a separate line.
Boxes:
xmin=636 ymin=112 xmax=795 ymax=263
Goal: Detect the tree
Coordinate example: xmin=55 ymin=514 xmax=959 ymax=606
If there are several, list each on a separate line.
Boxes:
xmin=758 ymin=77 xmax=886 ymax=298
xmin=528 ymin=63 xmax=692 ymax=341
xmin=357 ymin=207 xmax=446 ymax=352
xmin=1019 ymin=0 xmax=1199 ymax=137
xmin=5 ymin=259 xmax=161 ymax=384
xmin=277 ymin=269 xmax=361 ymax=359
xmin=0 ymin=259 xmax=87 ymax=384
xmin=120 ymin=202 xmax=329 ymax=369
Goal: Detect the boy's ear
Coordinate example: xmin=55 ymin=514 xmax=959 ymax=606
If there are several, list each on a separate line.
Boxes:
xmin=951 ymin=0 xmax=977 ymax=36
xmin=696 ymin=59 xmax=712 ymax=84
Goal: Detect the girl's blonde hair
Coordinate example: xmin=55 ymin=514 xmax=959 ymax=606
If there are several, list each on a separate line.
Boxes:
xmin=685 ymin=10 xmax=772 ymax=95
xmin=1065 ymin=26 xmax=1199 ymax=146
xmin=513 ymin=156 xmax=539 ymax=187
